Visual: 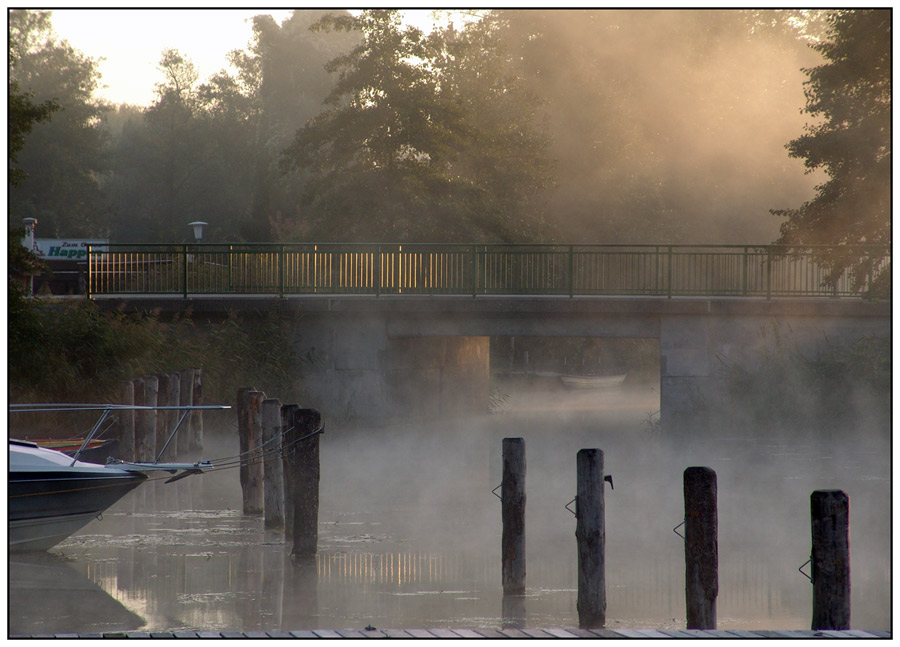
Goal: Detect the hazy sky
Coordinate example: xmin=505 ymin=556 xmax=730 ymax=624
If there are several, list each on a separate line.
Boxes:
xmin=48 ymin=8 xmax=441 ymax=107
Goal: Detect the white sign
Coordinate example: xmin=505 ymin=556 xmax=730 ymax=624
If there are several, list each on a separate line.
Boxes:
xmin=32 ymin=238 xmax=108 ymax=261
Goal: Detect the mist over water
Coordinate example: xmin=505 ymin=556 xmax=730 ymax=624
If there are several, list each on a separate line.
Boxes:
xmin=10 ymin=379 xmax=890 ymax=634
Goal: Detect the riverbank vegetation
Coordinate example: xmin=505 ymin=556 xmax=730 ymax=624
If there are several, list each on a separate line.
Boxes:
xmin=8 ymin=289 xmax=306 ymax=408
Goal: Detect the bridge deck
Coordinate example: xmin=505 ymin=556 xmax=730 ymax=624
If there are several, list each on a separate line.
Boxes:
xmin=87 ymin=293 xmax=890 ymax=319
xmin=11 ymin=628 xmax=890 ymax=639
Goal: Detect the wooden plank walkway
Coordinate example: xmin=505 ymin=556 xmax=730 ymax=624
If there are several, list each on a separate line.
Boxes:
xmin=9 ymin=628 xmax=890 ymax=639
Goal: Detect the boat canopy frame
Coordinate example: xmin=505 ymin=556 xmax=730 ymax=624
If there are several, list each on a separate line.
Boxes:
xmin=9 ymin=403 xmax=231 ymax=473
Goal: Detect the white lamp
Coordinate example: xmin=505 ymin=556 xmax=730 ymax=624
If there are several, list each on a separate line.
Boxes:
xmin=188 ymin=221 xmax=207 ymax=242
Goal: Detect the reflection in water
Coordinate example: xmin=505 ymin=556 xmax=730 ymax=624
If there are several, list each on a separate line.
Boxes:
xmin=10 ymin=552 xmax=145 ymax=635
xmin=9 ymin=385 xmax=890 ymax=633
xmin=502 ymin=594 xmax=527 ymax=628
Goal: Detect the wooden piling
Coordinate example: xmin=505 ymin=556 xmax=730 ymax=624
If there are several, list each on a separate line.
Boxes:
xmin=286 ymin=408 xmax=321 ymax=558
xmin=167 ymin=370 xmax=181 ymax=458
xmin=237 ymin=389 xmax=266 ymax=515
xmin=281 ymin=404 xmax=299 ymax=538
xmin=118 ymin=380 xmax=135 ymax=462
xmin=140 ymin=376 xmax=158 ymax=462
xmin=237 ymin=388 xmax=253 ymax=506
xmin=262 ymin=398 xmax=285 ymax=529
xmin=501 ymin=437 xmax=526 ymax=595
xmin=178 ymin=369 xmax=194 ymax=456
xmin=684 ymin=466 xmax=718 ymax=630
xmin=155 ymin=374 xmax=172 ymax=462
xmin=189 ymin=367 xmax=203 ymax=451
xmin=576 ymin=448 xmax=606 ymax=629
xmin=811 ymin=490 xmax=850 ymax=630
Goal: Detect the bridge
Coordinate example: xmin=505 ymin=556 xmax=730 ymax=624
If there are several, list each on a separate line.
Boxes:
xmin=86 ymin=242 xmax=888 ymax=299
xmin=86 ymin=243 xmax=891 ymax=427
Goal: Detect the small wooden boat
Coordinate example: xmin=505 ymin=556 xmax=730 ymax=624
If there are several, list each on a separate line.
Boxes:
xmin=559 ymin=373 xmax=627 ymax=390
xmin=32 ymin=438 xmax=119 ymax=464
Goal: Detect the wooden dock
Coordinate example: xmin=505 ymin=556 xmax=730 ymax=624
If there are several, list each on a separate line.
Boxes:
xmin=10 ymin=628 xmax=890 ymax=639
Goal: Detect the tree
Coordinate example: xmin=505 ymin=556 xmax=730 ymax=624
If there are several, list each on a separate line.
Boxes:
xmin=282 ymin=9 xmax=555 ymax=242
xmin=102 ymin=11 xmax=355 ymax=242
xmin=8 ymin=9 xmax=111 ymax=237
xmin=8 ymin=78 xmax=58 ymax=188
xmin=231 ymin=10 xmax=359 ymax=240
xmin=770 ymin=10 xmax=890 ymax=294
xmin=493 ymin=9 xmax=828 ymax=244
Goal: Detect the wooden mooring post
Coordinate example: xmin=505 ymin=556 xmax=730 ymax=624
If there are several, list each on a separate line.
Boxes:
xmin=136 ymin=376 xmax=157 ymax=462
xmin=177 ymin=368 xmax=194 ymax=456
xmin=262 ymin=398 xmax=285 ymax=529
xmin=683 ymin=466 xmax=718 ymax=630
xmin=167 ymin=370 xmax=181 ymax=458
xmin=237 ymin=388 xmax=266 ymax=515
xmin=285 ymin=408 xmax=322 ymax=559
xmin=575 ymin=448 xmax=606 ymax=629
xmin=188 ymin=367 xmax=203 ymax=451
xmin=811 ymin=490 xmax=850 ymax=630
xmin=118 ymin=380 xmax=135 ymax=462
xmin=155 ymin=374 xmax=173 ymax=462
xmin=281 ymin=404 xmax=299 ymax=538
xmin=501 ymin=437 xmax=526 ymax=595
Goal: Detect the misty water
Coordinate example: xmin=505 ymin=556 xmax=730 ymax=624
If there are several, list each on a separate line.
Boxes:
xmin=10 ymin=382 xmax=890 ymax=634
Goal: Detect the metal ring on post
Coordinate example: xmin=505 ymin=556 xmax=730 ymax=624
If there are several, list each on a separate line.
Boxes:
xmin=799 ymin=558 xmax=814 ymax=583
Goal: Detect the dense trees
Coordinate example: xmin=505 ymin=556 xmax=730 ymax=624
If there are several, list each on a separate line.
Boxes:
xmin=8 ymin=9 xmax=110 ymax=237
xmin=770 ymin=10 xmax=890 ymax=293
xmin=8 ymin=77 xmax=58 ymax=189
xmin=7 ymin=8 xmax=888 ymax=260
xmin=494 ymin=9 xmax=829 ymax=243
xmin=103 ymin=11 xmax=356 ymax=241
xmin=282 ymin=10 xmax=554 ymax=242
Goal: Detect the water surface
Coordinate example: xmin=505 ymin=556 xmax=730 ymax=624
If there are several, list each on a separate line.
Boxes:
xmin=10 ymin=384 xmax=890 ymax=633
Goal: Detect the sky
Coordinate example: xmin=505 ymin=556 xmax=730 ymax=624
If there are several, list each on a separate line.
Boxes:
xmin=47 ymin=8 xmax=443 ymax=107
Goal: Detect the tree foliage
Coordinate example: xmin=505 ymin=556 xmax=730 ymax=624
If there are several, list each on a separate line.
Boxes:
xmin=770 ymin=10 xmax=890 ymax=294
xmin=282 ymin=10 xmax=555 ymax=242
xmin=8 ymin=9 xmax=872 ymax=252
xmin=8 ymin=78 xmax=58 ymax=188
xmin=493 ymin=9 xmax=827 ymax=244
xmin=8 ymin=9 xmax=111 ymax=236
xmin=103 ymin=11 xmax=354 ymax=242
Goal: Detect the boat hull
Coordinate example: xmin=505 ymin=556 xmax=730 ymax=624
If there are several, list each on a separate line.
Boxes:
xmin=9 ymin=444 xmax=147 ymax=552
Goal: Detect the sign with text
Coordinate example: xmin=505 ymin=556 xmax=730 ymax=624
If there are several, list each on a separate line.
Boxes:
xmin=33 ymin=239 xmax=108 ymax=262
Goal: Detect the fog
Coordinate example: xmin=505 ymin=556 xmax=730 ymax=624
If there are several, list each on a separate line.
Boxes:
xmin=515 ymin=9 xmax=827 ymax=244
xmin=12 ymin=374 xmax=890 ymax=633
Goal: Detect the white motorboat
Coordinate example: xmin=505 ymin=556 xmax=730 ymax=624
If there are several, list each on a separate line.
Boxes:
xmin=9 ymin=439 xmax=148 ymax=552
xmin=9 ymin=403 xmax=230 ymax=552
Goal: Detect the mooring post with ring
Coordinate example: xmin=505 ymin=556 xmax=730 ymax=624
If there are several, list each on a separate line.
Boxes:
xmin=500 ymin=437 xmax=526 ymax=595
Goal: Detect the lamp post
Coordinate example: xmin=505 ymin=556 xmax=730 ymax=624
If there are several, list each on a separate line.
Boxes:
xmin=188 ymin=221 xmax=207 ymax=242
xmin=186 ymin=221 xmax=207 ymax=269
xmin=22 ymin=218 xmax=37 ymax=295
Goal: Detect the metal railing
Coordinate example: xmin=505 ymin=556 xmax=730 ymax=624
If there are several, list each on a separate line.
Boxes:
xmin=86 ymin=243 xmax=890 ymax=299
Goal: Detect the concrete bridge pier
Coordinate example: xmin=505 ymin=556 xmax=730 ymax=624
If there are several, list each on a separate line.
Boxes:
xmin=291 ymin=312 xmax=489 ymax=423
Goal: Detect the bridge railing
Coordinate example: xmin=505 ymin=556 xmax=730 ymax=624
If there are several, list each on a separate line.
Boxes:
xmin=86 ymin=243 xmax=890 ymax=299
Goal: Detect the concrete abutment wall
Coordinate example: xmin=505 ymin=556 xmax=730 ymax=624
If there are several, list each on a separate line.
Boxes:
xmin=659 ymin=311 xmax=890 ymax=428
